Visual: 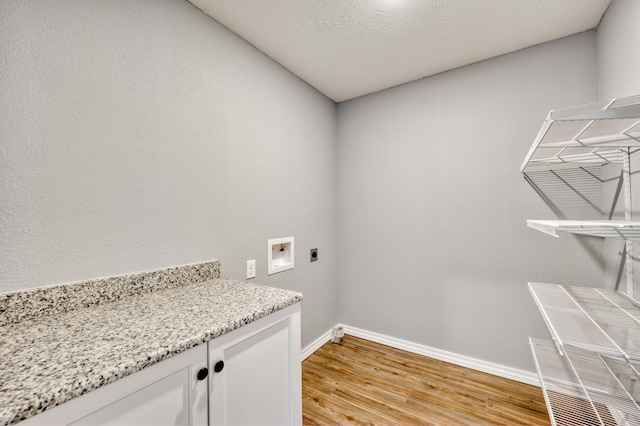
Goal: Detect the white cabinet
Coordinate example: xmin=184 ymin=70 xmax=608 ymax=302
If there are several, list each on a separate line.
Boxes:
xmin=22 ymin=344 xmax=209 ymax=426
xmin=20 ymin=303 xmax=301 ymax=426
xmin=209 ymin=303 xmax=302 ymax=426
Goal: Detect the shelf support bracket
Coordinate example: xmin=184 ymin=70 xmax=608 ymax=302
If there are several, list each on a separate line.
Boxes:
xmin=623 ymin=148 xmax=635 ymax=296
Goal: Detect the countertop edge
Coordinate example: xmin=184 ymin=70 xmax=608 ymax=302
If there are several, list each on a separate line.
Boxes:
xmin=1 ymin=277 xmax=303 ymax=425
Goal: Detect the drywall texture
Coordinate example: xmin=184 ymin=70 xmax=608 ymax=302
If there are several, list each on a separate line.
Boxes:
xmin=597 ymin=0 xmax=640 ymax=100
xmin=0 ymin=0 xmax=338 ymax=348
xmin=597 ymin=0 xmax=640 ymax=297
xmin=189 ymin=0 xmax=609 ymax=102
xmin=337 ymin=32 xmax=602 ymax=372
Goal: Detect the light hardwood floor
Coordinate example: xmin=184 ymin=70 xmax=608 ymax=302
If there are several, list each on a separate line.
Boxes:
xmin=302 ymin=335 xmax=550 ymax=425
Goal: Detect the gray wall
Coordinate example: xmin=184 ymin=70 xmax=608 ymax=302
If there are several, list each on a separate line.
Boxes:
xmin=0 ymin=0 xmax=338 ymax=348
xmin=2 ymin=0 xmax=632 ymax=373
xmin=597 ymin=0 xmax=640 ymax=296
xmin=597 ymin=0 xmax=640 ymax=100
xmin=336 ymin=32 xmax=602 ymax=372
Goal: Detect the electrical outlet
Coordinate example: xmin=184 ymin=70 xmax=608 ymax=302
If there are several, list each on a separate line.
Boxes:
xmin=246 ymin=260 xmax=256 ymax=279
xmin=310 ymin=248 xmax=318 ymax=262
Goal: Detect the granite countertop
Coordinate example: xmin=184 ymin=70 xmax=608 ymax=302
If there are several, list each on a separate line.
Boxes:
xmin=0 ymin=262 xmax=302 ymax=425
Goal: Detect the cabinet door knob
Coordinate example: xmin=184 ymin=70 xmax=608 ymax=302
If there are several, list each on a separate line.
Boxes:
xmin=214 ymin=360 xmax=224 ymax=373
xmin=197 ymin=367 xmax=209 ymax=381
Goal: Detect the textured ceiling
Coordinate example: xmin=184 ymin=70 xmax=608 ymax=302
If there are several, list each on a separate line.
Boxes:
xmin=188 ymin=0 xmax=611 ymax=102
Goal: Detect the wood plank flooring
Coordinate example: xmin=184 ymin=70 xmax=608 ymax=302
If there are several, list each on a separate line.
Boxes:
xmin=302 ymin=335 xmax=550 ymax=425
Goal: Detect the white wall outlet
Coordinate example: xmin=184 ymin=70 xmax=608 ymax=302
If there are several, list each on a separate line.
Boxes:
xmin=246 ymin=259 xmax=256 ymax=279
xmin=267 ymin=237 xmax=294 ymax=275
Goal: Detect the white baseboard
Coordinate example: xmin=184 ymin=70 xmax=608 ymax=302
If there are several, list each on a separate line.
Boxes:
xmin=303 ymin=324 xmax=540 ymax=387
xmin=301 ymin=328 xmax=333 ymax=360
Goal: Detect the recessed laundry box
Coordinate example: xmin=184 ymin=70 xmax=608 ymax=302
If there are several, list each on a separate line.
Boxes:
xmin=268 ymin=237 xmax=294 ymax=275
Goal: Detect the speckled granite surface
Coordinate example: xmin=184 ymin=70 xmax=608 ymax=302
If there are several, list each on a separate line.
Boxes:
xmin=0 ymin=261 xmax=220 ymax=326
xmin=0 ymin=263 xmax=302 ymax=425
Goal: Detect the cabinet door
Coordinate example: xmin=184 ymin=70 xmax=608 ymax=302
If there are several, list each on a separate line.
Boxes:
xmin=209 ymin=303 xmax=301 ymax=426
xmin=22 ymin=345 xmax=208 ymax=426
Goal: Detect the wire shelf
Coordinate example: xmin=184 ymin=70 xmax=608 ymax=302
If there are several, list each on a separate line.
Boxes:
xmin=530 ymin=338 xmax=640 ymax=426
xmin=527 ymin=220 xmax=640 ymax=241
xmin=521 ymin=95 xmax=640 ymax=173
xmin=524 ymin=95 xmax=640 ymax=425
xmin=529 ymin=283 xmax=640 ymax=362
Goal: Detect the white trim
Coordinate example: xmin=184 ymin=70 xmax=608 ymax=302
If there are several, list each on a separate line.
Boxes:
xmin=301 ymin=328 xmax=333 ymax=360
xmin=303 ymin=324 xmax=540 ymax=387
xmin=343 ymin=325 xmax=540 ymax=386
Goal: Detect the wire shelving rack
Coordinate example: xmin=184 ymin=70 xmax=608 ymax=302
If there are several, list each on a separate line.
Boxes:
xmin=522 ymin=95 xmax=640 ymax=425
